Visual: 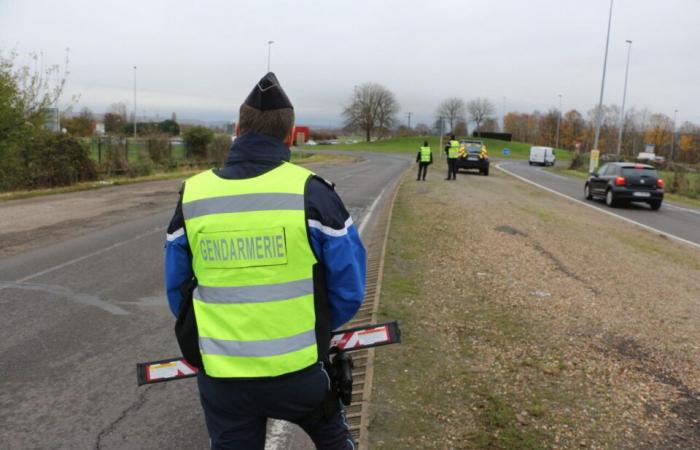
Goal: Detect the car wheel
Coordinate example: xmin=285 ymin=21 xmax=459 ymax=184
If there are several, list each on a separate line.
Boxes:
xmin=528 ymin=161 xmax=533 ymax=166
xmin=584 ymin=183 xmax=592 ymax=200
xmin=605 ymin=189 xmax=617 ymax=207
xmin=649 ymin=200 xmax=662 ymax=210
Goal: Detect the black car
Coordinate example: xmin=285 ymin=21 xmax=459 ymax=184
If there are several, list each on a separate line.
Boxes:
xmin=584 ymin=162 xmax=664 ymax=210
xmin=455 ymin=140 xmax=489 ymax=175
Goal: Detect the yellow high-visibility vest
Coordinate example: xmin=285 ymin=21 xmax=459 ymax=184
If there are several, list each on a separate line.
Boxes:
xmin=420 ymin=147 xmax=432 ymax=162
xmin=448 ymin=140 xmax=460 ymax=159
xmin=182 ymin=162 xmax=319 ymax=378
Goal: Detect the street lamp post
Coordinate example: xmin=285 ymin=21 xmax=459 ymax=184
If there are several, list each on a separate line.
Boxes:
xmin=555 ymin=94 xmax=562 ymax=149
xmin=133 ymin=65 xmax=137 ymax=138
xmin=267 ymin=40 xmax=274 ymax=72
xmin=616 ymin=40 xmax=632 ymax=158
xmin=593 ymin=0 xmax=615 ymax=152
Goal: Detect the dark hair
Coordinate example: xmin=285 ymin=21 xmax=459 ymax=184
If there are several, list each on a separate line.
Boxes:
xmin=239 ymin=104 xmax=295 ymax=141
xmin=423 ymin=141 xmax=428 ymax=146
xmin=450 ymin=134 xmax=456 ymax=140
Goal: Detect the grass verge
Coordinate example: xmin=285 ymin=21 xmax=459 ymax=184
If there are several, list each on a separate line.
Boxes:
xmin=0 ymin=152 xmax=351 ymax=202
xmin=303 ymin=136 xmax=572 ymax=162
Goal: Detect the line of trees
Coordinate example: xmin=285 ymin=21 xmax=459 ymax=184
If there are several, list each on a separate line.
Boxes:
xmin=339 ymin=82 xmax=699 ymax=165
xmin=504 ymin=106 xmax=700 ymax=163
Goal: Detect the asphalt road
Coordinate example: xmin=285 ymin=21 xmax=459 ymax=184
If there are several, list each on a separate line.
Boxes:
xmin=498 ymin=160 xmax=700 ymax=249
xmin=0 ymin=151 xmax=411 ymax=450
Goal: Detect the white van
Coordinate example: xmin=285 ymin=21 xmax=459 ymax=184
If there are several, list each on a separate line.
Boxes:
xmin=529 ymin=146 xmax=556 ymax=166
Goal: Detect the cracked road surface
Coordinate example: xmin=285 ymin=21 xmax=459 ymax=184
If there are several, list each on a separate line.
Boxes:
xmin=0 ymin=151 xmax=409 ymax=449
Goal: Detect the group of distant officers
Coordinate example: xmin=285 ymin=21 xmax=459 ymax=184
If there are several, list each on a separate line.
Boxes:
xmin=415 ymin=134 xmax=460 ymax=181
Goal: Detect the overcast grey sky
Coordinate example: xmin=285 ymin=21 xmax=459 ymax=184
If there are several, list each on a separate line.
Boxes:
xmin=1 ymin=0 xmax=699 ymax=127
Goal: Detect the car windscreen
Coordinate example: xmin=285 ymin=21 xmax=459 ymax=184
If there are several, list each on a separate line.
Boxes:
xmin=621 ymin=167 xmax=657 ymax=177
xmin=466 ymin=144 xmax=481 ymax=153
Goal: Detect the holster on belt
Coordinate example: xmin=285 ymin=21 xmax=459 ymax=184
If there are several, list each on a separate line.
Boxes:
xmin=332 ymin=351 xmax=354 ymax=406
xmin=321 ymin=351 xmax=354 ymax=418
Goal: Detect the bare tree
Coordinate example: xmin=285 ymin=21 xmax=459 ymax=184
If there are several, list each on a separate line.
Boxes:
xmin=343 ymin=82 xmax=399 ymax=142
xmin=436 ymin=97 xmax=465 ymax=132
xmin=467 ymin=98 xmax=496 ymax=137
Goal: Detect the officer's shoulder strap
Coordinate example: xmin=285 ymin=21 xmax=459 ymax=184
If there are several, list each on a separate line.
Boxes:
xmin=310 ymin=174 xmax=335 ymax=190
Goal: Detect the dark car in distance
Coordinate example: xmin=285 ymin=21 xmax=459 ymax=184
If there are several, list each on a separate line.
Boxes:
xmin=584 ymin=162 xmax=664 ymax=210
xmin=455 ymin=140 xmax=489 ymax=176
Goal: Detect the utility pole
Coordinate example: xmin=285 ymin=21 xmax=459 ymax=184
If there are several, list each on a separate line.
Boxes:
xmin=593 ymin=0 xmax=615 ymax=152
xmin=671 ymin=109 xmax=678 ymax=161
xmin=616 ymin=40 xmax=632 ymax=158
xmin=555 ymin=94 xmax=562 ymax=149
xmin=133 ymin=65 xmax=137 ymax=138
xmin=438 ymin=117 xmax=444 ymax=158
xmin=406 ymin=112 xmax=412 ymax=129
xmin=267 ymin=40 xmax=274 ymax=72
xmin=502 ymin=96 xmax=506 ymax=132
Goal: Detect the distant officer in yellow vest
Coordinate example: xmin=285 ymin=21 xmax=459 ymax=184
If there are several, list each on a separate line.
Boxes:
xmin=444 ymin=134 xmax=460 ymax=180
xmin=415 ymin=140 xmax=432 ymax=180
xmin=164 ymin=72 xmax=365 ymax=449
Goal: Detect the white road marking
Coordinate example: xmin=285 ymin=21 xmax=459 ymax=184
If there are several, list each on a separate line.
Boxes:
xmin=5 ymin=226 xmax=165 ymax=285
xmin=536 ymin=168 xmax=569 ymax=180
xmin=664 ymin=203 xmax=700 ymax=216
xmin=264 ymin=420 xmax=292 ymax=450
xmin=358 ymin=184 xmax=390 ymax=237
xmin=496 ymin=163 xmax=700 ymax=251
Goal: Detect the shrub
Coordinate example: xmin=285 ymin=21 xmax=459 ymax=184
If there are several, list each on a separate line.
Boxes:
xmin=183 ymin=126 xmax=214 ymax=159
xmin=146 ymin=134 xmax=170 ymax=164
xmin=208 ymin=134 xmax=232 ymax=164
xmin=25 ymin=131 xmax=97 ymax=188
xmin=100 ymin=137 xmax=129 ymax=175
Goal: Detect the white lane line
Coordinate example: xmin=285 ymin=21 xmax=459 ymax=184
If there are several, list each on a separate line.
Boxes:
xmin=358 ymin=184 xmax=390 ymax=237
xmin=264 ymin=420 xmax=291 ymax=450
xmin=12 ymin=226 xmax=165 ymax=284
xmin=664 ymin=203 xmax=700 ymax=216
xmin=496 ymin=163 xmax=700 ymax=251
xmin=536 ymin=168 xmax=569 ymax=180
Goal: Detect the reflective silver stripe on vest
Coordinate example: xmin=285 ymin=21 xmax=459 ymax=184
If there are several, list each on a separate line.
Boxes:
xmin=183 ymin=193 xmax=304 ymax=220
xmin=194 ymin=278 xmax=313 ymax=304
xmin=199 ymin=329 xmax=316 ymax=357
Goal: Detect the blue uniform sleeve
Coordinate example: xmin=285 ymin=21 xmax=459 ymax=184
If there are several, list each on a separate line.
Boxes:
xmin=306 ymin=177 xmax=366 ymax=330
xmin=164 ymin=191 xmax=193 ymax=317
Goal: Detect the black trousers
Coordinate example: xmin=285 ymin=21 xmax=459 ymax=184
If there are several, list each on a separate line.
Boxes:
xmin=417 ymin=162 xmax=429 ymax=180
xmin=197 ymin=363 xmax=354 ymax=450
xmin=446 ymin=159 xmax=458 ymax=179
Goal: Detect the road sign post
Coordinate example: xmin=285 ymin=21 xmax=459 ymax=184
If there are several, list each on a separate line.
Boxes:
xmin=589 ymin=149 xmax=600 ymax=173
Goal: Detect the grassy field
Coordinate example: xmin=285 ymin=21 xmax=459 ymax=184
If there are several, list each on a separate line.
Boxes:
xmin=304 ymin=136 xmax=572 ymax=161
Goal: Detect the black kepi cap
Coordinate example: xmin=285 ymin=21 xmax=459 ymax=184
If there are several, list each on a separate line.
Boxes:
xmin=244 ymin=72 xmax=293 ymax=111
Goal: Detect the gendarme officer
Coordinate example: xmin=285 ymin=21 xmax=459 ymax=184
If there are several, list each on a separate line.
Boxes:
xmin=444 ymin=134 xmax=460 ymax=180
xmin=416 ymin=141 xmax=432 ymax=180
xmin=164 ymin=72 xmax=366 ymax=449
